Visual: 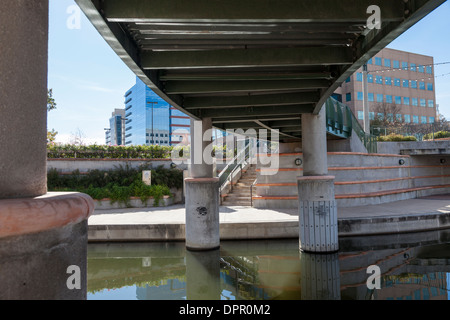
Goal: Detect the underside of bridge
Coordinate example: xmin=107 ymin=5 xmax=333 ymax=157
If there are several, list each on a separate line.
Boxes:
xmin=77 ymin=0 xmax=445 ymax=142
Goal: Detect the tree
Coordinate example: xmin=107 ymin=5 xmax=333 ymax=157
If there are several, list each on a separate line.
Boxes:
xmin=47 ymin=89 xmax=57 ymax=112
xmin=47 ymin=89 xmax=58 ymax=143
xmin=69 ymin=128 xmax=86 ymax=146
xmin=370 ymin=102 xmax=403 ymax=128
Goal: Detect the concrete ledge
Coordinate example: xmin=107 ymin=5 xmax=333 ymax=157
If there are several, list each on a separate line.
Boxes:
xmin=0 ymin=192 xmax=94 ymax=239
xmin=338 ymin=212 xmax=450 ymax=237
xmin=94 ymin=195 xmax=174 ymax=210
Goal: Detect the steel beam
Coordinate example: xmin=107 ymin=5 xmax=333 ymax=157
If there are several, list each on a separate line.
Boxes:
xmin=195 ymin=104 xmax=314 ymax=118
xmin=164 ymin=79 xmax=329 ymax=94
xmin=141 ymin=47 xmax=354 ymax=69
xmin=103 ymin=0 xmax=405 ymax=23
xmin=183 ymin=92 xmax=319 ymax=109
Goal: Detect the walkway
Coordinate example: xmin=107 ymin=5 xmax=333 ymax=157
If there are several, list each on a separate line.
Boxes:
xmin=88 ymin=194 xmax=450 ymax=242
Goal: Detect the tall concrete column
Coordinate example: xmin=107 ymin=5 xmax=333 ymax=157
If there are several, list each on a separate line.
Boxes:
xmin=185 ymin=118 xmax=220 ymax=250
xmin=0 ymin=1 xmax=94 ymax=299
xmin=0 ymin=0 xmax=48 ymax=199
xmin=298 ymin=107 xmax=338 ymax=252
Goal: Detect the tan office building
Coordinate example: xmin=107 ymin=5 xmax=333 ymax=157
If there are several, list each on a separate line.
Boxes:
xmin=337 ymin=48 xmax=437 ymax=126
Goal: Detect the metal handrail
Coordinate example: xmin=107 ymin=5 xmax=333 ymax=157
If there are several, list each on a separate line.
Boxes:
xmin=250 ymin=178 xmax=257 ymax=207
xmin=218 ymin=141 xmax=251 ymax=191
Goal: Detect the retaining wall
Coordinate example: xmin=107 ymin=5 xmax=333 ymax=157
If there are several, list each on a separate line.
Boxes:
xmin=253 ymin=152 xmax=450 ymax=208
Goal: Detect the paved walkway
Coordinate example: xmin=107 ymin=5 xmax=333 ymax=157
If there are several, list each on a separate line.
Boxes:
xmin=88 ymin=194 xmax=450 ymax=241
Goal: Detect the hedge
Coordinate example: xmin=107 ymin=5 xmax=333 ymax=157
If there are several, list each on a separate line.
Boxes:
xmin=377 ymin=133 xmax=417 ymax=142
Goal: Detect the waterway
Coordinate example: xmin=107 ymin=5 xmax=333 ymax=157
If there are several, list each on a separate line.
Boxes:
xmin=87 ymin=229 xmax=450 ymax=300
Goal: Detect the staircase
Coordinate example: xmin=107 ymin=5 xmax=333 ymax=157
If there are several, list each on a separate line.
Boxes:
xmin=221 ymin=164 xmax=257 ymax=206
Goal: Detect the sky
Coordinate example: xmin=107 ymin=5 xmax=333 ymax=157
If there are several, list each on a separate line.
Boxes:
xmin=47 ymin=0 xmax=450 ymax=144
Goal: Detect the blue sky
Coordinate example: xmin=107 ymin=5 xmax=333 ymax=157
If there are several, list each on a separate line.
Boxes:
xmin=48 ymin=0 xmax=450 ymax=144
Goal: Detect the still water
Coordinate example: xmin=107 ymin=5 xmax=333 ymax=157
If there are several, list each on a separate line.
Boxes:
xmin=88 ymin=229 xmax=450 ymax=300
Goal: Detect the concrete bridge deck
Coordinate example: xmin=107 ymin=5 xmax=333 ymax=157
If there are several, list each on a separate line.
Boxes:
xmin=88 ymin=193 xmax=450 ymax=242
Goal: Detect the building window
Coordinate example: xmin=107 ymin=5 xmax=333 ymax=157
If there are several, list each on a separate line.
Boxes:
xmin=345 ymin=77 xmax=351 ymax=83
xmin=368 ymin=93 xmax=374 ymax=102
xmin=393 ymin=60 xmax=400 ymax=69
xmin=369 ymin=112 xmax=375 ymax=120
xmin=358 ymin=111 xmax=364 ymax=120
xmin=410 ymin=63 xmax=416 ymax=72
xmin=427 ymin=83 xmax=433 ymax=91
xmin=395 ymin=96 xmax=402 ymax=105
xmin=402 ymin=79 xmax=409 ymax=88
xmin=396 ymin=114 xmax=403 ymax=122
xmin=428 ymin=100 xmax=434 ymax=108
xmin=412 ymin=98 xmax=418 ymax=106
xmin=356 ymin=72 xmax=363 ymax=81
xmin=394 ymin=78 xmax=401 ymax=87
xmin=413 ymin=115 xmax=419 ymax=123
xmin=385 ymin=77 xmax=392 ymax=85
xmin=384 ymin=59 xmax=391 ymax=67
xmin=402 ymin=61 xmax=408 ymax=70
xmin=367 ymin=74 xmax=373 ymax=83
xmin=419 ymin=81 xmax=425 ymax=90
xmin=377 ymin=113 xmax=384 ymax=120
xmin=426 ymin=66 xmax=433 ymax=74
xmin=429 ymin=116 xmax=435 ymax=123
xmin=421 ymin=116 xmax=427 ymax=124
xmin=375 ymin=75 xmax=383 ymax=84
xmin=367 ymin=58 xmax=373 ymax=64
xmin=403 ymin=97 xmax=410 ymax=105
xmin=357 ymin=92 xmax=363 ymax=101
xmin=418 ymin=65 xmax=424 ymax=73
xmin=375 ymin=57 xmax=382 ymax=66
xmin=387 ymin=113 xmax=394 ymax=122
xmin=376 ymin=94 xmax=383 ymax=103
xmin=411 ymin=80 xmax=418 ymax=89
xmin=346 ymin=92 xmax=351 ymax=102
xmin=386 ymin=95 xmax=393 ymax=103
xmin=404 ymin=115 xmax=411 ymax=123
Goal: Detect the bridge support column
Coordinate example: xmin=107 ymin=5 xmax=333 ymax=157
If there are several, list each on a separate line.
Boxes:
xmin=0 ymin=1 xmax=94 ymax=299
xmin=298 ymin=108 xmax=338 ymax=253
xmin=185 ymin=118 xmax=220 ymax=250
xmin=300 ymin=251 xmax=340 ymax=299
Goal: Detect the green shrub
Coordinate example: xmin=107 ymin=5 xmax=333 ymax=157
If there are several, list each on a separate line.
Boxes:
xmin=47 ymin=144 xmax=175 ymax=159
xmin=423 ymin=131 xmax=450 ymax=140
xmin=48 ymin=165 xmax=179 ymax=207
xmin=377 ymin=133 xmax=417 ymax=142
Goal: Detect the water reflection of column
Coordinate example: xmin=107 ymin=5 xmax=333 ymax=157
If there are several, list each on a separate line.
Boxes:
xmin=186 ymin=249 xmax=221 ymax=300
xmin=300 ymin=252 xmax=340 ymax=300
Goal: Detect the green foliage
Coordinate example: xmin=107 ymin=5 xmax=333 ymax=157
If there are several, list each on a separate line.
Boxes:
xmin=47 ymin=144 xmax=175 ymax=159
xmin=377 ymin=133 xmax=417 ymax=142
xmin=48 ymin=165 xmax=180 ymax=207
xmin=423 ymin=130 xmax=450 ymax=140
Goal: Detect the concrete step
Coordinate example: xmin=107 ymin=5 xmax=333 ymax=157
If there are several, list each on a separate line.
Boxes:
xmin=222 ymin=201 xmax=252 ymax=206
xmin=225 ymin=195 xmax=251 ymax=200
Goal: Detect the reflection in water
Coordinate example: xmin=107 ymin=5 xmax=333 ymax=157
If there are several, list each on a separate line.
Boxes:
xmin=88 ymin=229 xmax=450 ymax=300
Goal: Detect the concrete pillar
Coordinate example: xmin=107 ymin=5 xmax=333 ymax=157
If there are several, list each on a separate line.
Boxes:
xmin=300 ymin=251 xmax=340 ymax=300
xmin=185 ymin=118 xmax=220 ymax=250
xmin=301 ymin=108 xmax=328 ymax=176
xmin=0 ymin=1 xmax=94 ymax=299
xmin=186 ymin=249 xmax=221 ymax=300
xmin=0 ymin=0 xmax=48 ymax=198
xmin=298 ymin=107 xmax=339 ymax=252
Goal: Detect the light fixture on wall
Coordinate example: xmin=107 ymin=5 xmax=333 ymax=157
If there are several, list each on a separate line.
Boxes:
xmin=399 ymin=159 xmax=405 ymax=165
xmin=440 ymin=158 xmax=446 ymax=164
xmin=295 ymin=158 xmax=303 ymax=166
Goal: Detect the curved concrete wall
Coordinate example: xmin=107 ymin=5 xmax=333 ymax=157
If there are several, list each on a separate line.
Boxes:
xmin=254 ymin=152 xmax=450 ymax=208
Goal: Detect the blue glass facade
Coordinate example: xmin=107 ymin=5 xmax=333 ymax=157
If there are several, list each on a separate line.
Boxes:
xmin=124 ymin=77 xmax=191 ymax=146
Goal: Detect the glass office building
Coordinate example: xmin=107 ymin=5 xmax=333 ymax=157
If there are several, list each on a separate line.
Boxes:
xmin=123 ymin=77 xmax=191 ymax=146
xmin=105 ymin=108 xmax=125 ymax=145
